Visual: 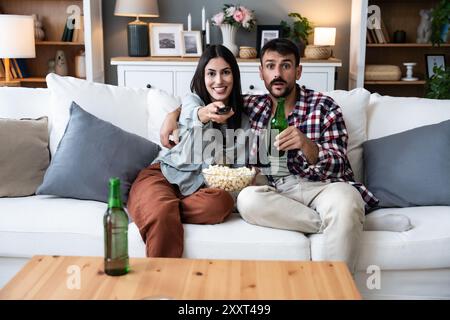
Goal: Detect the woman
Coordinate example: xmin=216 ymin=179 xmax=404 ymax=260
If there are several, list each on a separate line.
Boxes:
xmin=127 ymin=45 xmax=246 ymax=258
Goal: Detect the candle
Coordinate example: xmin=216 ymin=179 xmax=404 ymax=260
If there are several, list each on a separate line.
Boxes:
xmin=206 ymin=19 xmax=210 ymax=44
xmin=201 ymin=7 xmax=205 ymax=31
xmin=188 ymin=13 xmax=191 ymax=31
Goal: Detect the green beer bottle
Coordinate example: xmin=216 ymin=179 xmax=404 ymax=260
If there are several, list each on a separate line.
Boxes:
xmin=270 ymin=97 xmax=288 ymax=156
xmin=104 ymin=178 xmax=129 ymax=276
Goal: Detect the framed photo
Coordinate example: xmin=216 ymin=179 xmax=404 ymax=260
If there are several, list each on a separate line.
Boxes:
xmin=256 ymin=25 xmax=283 ymax=57
xmin=149 ymin=23 xmax=183 ymax=57
xmin=425 ymin=54 xmax=446 ymax=78
xmin=181 ymin=31 xmax=202 ymax=57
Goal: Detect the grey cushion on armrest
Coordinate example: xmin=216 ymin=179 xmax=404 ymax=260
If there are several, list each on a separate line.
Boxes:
xmin=363 ymin=119 xmax=450 ymax=208
xmin=0 ymin=117 xmax=50 ymax=197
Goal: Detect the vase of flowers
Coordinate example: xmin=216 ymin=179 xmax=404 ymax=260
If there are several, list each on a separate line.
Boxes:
xmin=212 ymin=4 xmax=256 ymax=56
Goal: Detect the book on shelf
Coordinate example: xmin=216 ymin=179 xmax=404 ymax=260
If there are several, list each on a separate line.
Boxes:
xmin=367 ymin=16 xmax=390 ymax=44
xmin=72 ymin=15 xmax=84 ymax=43
xmin=61 ymin=17 xmax=76 ymax=42
xmin=12 ymin=59 xmax=23 ymax=78
xmin=381 ymin=19 xmax=390 ymax=43
xmin=0 ymin=59 xmax=5 ymax=78
xmin=16 ymin=59 xmax=30 ymax=78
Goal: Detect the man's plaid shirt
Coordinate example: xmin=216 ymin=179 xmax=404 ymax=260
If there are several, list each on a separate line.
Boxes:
xmin=243 ymin=85 xmax=378 ymax=208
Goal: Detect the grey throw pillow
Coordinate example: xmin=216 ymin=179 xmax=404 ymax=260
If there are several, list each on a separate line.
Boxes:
xmin=363 ymin=119 xmax=450 ymax=207
xmin=0 ymin=117 xmax=50 ymax=197
xmin=37 ymin=102 xmax=160 ymax=203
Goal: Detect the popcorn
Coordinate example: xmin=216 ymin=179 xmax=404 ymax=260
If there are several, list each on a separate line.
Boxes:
xmin=202 ymin=165 xmax=256 ymax=192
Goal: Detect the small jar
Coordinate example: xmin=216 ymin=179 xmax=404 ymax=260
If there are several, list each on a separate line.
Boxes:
xmin=239 ymin=46 xmax=257 ymax=59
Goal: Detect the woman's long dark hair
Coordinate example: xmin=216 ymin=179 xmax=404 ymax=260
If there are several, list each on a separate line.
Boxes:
xmin=190 ymin=45 xmax=243 ymax=130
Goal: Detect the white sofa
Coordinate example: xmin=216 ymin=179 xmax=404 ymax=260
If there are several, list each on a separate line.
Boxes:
xmin=1 ymin=76 xmax=449 ymax=299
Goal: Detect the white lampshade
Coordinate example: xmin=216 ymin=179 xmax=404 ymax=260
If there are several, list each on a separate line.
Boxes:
xmin=114 ymin=0 xmax=159 ymax=18
xmin=313 ymin=27 xmax=336 ymax=46
xmin=0 ymin=15 xmax=36 ymax=58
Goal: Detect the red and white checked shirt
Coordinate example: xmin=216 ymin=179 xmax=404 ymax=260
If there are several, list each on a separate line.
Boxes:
xmin=243 ymin=85 xmax=378 ymax=208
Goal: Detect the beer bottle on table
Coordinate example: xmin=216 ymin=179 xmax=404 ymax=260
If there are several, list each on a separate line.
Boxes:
xmin=270 ymin=97 xmax=288 ymax=157
xmin=104 ymin=177 xmax=129 ymax=276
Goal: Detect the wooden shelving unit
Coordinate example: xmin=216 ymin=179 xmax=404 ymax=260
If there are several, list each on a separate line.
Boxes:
xmin=350 ymin=0 xmax=450 ymax=97
xmin=367 ymin=43 xmax=450 ymax=48
xmin=364 ymin=80 xmax=426 ymax=85
xmin=0 ymin=0 xmax=104 ymax=87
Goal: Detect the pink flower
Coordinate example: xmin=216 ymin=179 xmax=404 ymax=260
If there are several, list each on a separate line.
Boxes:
xmin=212 ymin=12 xmax=224 ymax=26
xmin=233 ymin=9 xmax=244 ymax=23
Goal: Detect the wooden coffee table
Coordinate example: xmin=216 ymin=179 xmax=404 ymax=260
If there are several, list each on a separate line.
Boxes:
xmin=0 ymin=255 xmax=361 ymax=299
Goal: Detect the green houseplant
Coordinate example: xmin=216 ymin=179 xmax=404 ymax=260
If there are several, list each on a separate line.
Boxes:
xmin=280 ymin=13 xmax=313 ymax=55
xmin=430 ymin=0 xmax=450 ymax=46
xmin=425 ymin=66 xmax=450 ymax=99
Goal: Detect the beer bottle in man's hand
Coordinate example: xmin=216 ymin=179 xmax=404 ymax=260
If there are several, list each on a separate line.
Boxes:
xmin=270 ymin=97 xmax=288 ymax=157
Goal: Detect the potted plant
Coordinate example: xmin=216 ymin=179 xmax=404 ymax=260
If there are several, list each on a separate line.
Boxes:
xmin=425 ymin=66 xmax=450 ymax=99
xmin=430 ymin=0 xmax=450 ymax=46
xmin=280 ymin=13 xmax=313 ymax=56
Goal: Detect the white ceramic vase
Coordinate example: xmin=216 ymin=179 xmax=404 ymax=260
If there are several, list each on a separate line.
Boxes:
xmin=220 ymin=24 xmax=239 ymax=56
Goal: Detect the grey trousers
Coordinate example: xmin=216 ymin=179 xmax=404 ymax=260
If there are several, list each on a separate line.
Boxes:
xmin=236 ymin=175 xmax=366 ymax=273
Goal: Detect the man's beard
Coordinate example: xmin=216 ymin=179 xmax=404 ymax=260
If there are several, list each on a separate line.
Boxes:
xmin=267 ymin=78 xmax=295 ymax=98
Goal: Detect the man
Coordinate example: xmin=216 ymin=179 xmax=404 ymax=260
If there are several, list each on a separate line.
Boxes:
xmin=161 ymin=39 xmax=378 ymax=272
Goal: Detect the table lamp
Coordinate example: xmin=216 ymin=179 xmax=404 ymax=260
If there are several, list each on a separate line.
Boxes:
xmin=0 ymin=15 xmax=35 ymax=84
xmin=304 ymin=27 xmax=336 ymax=60
xmin=114 ymin=0 xmax=159 ymax=57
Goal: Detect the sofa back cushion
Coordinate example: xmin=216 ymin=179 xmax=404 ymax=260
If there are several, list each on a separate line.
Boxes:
xmin=36 ymin=102 xmax=160 ymax=203
xmin=0 ymin=87 xmax=50 ymax=120
xmin=367 ymin=94 xmax=450 ymax=140
xmin=46 ymin=74 xmax=149 ymax=156
xmin=0 ymin=117 xmax=50 ymax=197
xmin=147 ymin=88 xmax=181 ymax=146
xmin=326 ymin=88 xmax=370 ymax=183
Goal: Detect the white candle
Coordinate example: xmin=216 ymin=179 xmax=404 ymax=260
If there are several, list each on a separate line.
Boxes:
xmin=188 ymin=13 xmax=191 ymax=31
xmin=201 ymin=7 xmax=205 ymax=31
xmin=206 ymin=19 xmax=210 ymax=44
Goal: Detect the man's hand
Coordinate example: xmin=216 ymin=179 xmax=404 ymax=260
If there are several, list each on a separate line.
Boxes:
xmin=160 ymin=108 xmax=181 ymax=149
xmin=198 ymin=101 xmax=235 ymax=124
xmin=274 ymin=126 xmax=319 ymax=164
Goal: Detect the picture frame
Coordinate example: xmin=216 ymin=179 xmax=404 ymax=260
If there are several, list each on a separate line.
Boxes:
xmin=425 ymin=54 xmax=446 ymax=78
xmin=149 ymin=23 xmax=183 ymax=57
xmin=256 ymin=25 xmax=283 ymax=57
xmin=181 ymin=31 xmax=202 ymax=57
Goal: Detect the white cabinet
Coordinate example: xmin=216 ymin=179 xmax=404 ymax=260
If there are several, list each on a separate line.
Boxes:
xmin=112 ymin=57 xmax=342 ymax=96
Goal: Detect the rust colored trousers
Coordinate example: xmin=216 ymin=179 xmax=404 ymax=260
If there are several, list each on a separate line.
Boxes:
xmin=127 ymin=163 xmax=234 ymax=257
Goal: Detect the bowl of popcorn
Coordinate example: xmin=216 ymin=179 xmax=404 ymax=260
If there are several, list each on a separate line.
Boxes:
xmin=202 ymin=165 xmax=256 ymax=193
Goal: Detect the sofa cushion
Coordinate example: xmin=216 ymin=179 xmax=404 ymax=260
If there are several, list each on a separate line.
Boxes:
xmin=0 ymin=195 xmax=146 ymax=258
xmin=364 ymin=120 xmax=450 ymax=207
xmin=367 ymin=94 xmax=450 ymax=140
xmin=309 ymin=206 xmax=450 ymax=271
xmin=36 ymin=103 xmax=160 ymax=203
xmin=183 ymin=213 xmax=311 ymax=260
xmin=326 ymin=88 xmax=370 ymax=183
xmin=0 ymin=197 xmax=311 ymax=261
xmin=0 ymin=117 xmax=50 ymax=197
xmin=46 ymin=74 xmax=149 ymax=156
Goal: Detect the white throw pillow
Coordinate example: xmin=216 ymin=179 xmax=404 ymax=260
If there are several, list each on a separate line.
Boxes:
xmin=147 ymin=88 xmax=181 ymax=146
xmin=46 ymin=74 xmax=149 ymax=156
xmin=326 ymin=88 xmax=370 ymax=183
